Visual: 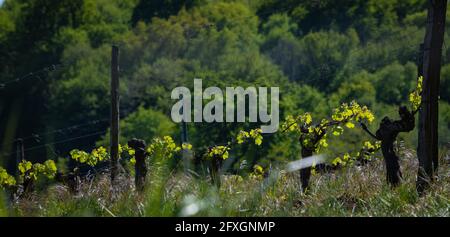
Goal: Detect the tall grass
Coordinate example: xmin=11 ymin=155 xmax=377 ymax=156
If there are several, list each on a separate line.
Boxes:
xmin=3 ymin=147 xmax=449 ymax=217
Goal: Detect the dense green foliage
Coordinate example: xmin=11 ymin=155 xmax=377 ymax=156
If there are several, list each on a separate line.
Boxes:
xmin=0 ymin=0 xmax=449 ymax=174
xmin=0 ymin=1 xmax=449 ymax=217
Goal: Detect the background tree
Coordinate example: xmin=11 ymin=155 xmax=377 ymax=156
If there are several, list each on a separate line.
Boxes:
xmin=0 ymin=0 xmax=448 ymax=179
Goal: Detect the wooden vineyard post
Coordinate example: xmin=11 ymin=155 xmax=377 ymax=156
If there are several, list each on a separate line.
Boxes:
xmin=14 ymin=139 xmax=33 ymax=195
xmin=417 ymin=0 xmax=447 ymax=193
xmin=110 ymin=45 xmax=120 ymax=186
xmin=15 ymin=138 xmax=24 ymax=175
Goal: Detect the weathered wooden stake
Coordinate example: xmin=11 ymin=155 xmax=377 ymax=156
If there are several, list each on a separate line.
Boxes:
xmin=128 ymin=138 xmax=147 ymax=192
xmin=110 ymin=45 xmax=120 ymax=185
xmin=417 ymin=0 xmax=447 ymax=193
xmin=15 ymin=138 xmax=24 ymax=175
xmin=14 ymin=138 xmax=33 ymax=195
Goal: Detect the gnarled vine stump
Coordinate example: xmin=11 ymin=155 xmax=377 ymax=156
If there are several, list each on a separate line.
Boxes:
xmin=362 ymin=106 xmax=415 ymax=186
xmin=128 ymin=138 xmax=148 ymax=192
xmin=299 ymin=147 xmax=313 ymax=192
xmin=210 ymin=155 xmax=222 ymax=188
xmin=55 ymin=167 xmax=80 ymax=194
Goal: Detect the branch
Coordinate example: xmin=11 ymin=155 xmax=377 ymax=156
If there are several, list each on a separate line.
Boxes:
xmin=412 ymin=103 xmax=422 ymax=116
xmin=281 ymin=121 xmax=298 ymax=133
xmin=359 ymin=122 xmax=380 ymax=140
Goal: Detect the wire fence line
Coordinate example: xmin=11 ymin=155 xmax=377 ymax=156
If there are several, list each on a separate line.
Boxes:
xmin=0 ymin=64 xmax=64 ymax=90
xmin=0 ymin=130 xmax=107 ymax=157
xmin=0 ymin=118 xmax=110 ymax=148
xmin=0 ymin=113 xmax=130 ymax=158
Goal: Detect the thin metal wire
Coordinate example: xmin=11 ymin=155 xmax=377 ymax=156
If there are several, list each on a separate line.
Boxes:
xmin=0 ymin=64 xmax=64 ymax=90
xmin=1 ymin=130 xmax=106 ymax=157
xmin=0 ymin=118 xmax=110 ymax=149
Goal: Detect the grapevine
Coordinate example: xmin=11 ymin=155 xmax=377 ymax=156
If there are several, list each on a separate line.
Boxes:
xmin=281 ymin=100 xmax=376 ymax=190
xmin=146 ymin=136 xmax=185 ymax=159
xmin=68 ymin=137 xmax=192 ymax=168
xmin=282 ymin=101 xmax=375 ymax=152
xmin=18 ymin=160 xmax=57 ymax=181
xmin=206 ymin=128 xmax=263 ymax=161
xmin=70 ymin=146 xmax=109 ymax=167
xmin=249 ymin=164 xmax=265 ymax=180
xmin=121 ymin=144 xmax=136 ymax=164
xmin=236 ymin=128 xmax=263 ymax=146
xmin=331 ymin=140 xmax=381 ymax=167
xmin=358 ymin=76 xmax=423 ymax=186
xmin=202 ymin=128 xmax=264 ymax=187
xmin=205 ymin=146 xmax=231 ymax=160
xmin=409 ymin=76 xmax=423 ymax=113
xmin=0 ymin=167 xmax=16 ymax=188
